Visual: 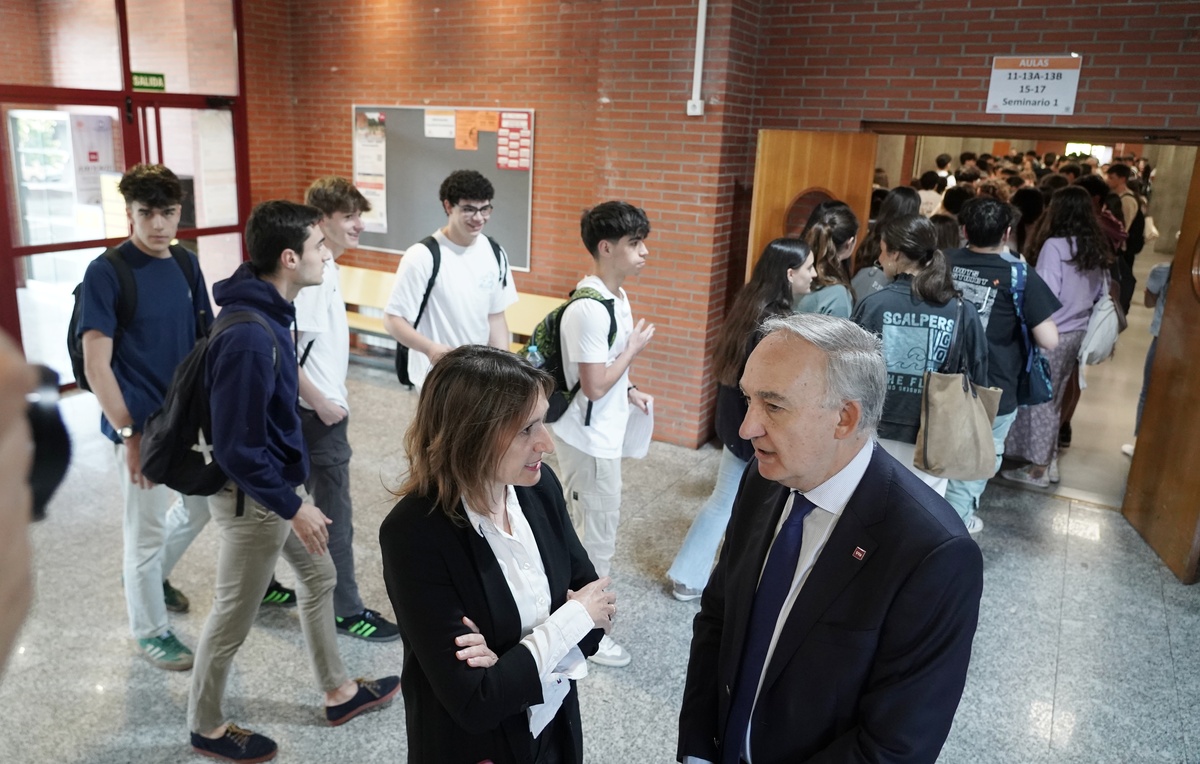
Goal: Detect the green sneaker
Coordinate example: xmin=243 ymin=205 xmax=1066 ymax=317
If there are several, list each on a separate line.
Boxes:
xmin=163 ymin=580 xmax=190 ymax=613
xmin=136 ymin=631 xmax=193 ymax=671
xmin=261 ymin=577 xmax=297 ymax=608
xmin=336 ymin=609 xmax=400 ymax=642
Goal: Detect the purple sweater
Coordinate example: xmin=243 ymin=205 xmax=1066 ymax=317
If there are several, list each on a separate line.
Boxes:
xmin=1034 ymin=237 xmax=1107 ymax=334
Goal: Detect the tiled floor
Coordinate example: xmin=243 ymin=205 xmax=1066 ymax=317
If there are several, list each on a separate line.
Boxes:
xmin=2 ymin=245 xmax=1192 ymax=762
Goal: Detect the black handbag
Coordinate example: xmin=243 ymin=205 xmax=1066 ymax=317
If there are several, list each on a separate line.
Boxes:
xmin=1011 ymin=262 xmax=1054 ymax=406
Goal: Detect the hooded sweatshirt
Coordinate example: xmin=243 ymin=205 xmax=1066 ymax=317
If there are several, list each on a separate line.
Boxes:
xmin=207 ymin=262 xmax=306 ymax=519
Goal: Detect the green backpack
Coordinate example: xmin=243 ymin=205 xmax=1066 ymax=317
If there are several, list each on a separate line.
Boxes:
xmin=524 ymin=287 xmax=616 ymax=423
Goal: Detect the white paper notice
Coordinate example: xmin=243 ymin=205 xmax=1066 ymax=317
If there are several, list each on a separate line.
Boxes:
xmin=986 ymin=55 xmax=1082 ymax=115
xmin=354 ymin=111 xmax=387 ymax=233
xmin=623 ymin=400 xmax=653 ymax=459
xmin=424 ymin=110 xmax=455 ymax=138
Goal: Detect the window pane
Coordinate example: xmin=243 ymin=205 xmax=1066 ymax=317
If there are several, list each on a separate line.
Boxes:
xmin=176 ymin=233 xmax=242 ymax=308
xmin=3 ymin=105 xmax=126 ymax=247
xmin=16 ymin=247 xmax=103 ymax=384
xmin=159 ymin=109 xmax=239 ymax=228
xmin=0 ymin=0 xmax=122 ymax=90
xmin=127 ymin=0 xmax=238 ymax=95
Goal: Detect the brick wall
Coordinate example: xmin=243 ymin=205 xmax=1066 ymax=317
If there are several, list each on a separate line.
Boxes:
xmin=754 ymin=0 xmax=1200 ymax=132
xmin=240 ymin=0 xmax=1200 ymax=448
xmin=0 ymin=0 xmax=48 ymax=87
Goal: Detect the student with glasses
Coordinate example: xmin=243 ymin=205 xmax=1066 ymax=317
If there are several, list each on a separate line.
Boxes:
xmin=384 ymin=170 xmax=518 ymax=389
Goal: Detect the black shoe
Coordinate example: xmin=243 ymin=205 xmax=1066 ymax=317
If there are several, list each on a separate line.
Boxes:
xmin=336 ymin=609 xmax=400 ymax=642
xmin=261 ymin=578 xmax=296 ymax=608
xmin=163 ymin=580 xmax=190 ymax=613
xmin=326 ymin=676 xmax=401 ymax=726
xmin=1058 ymin=422 xmax=1072 ymax=448
xmin=190 ymin=724 xmax=277 ymax=762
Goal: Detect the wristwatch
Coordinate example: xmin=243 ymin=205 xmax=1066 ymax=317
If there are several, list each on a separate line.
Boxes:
xmin=117 ymin=424 xmax=136 ymax=441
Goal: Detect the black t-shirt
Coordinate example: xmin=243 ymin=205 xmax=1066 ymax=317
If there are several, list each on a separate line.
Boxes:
xmin=945 ymin=248 xmax=1061 ymax=415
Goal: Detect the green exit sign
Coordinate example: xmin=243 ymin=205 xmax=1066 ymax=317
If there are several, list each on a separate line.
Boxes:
xmin=131 ymin=72 xmax=166 ymax=92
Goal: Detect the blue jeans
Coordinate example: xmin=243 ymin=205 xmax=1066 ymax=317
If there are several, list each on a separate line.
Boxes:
xmin=667 ymin=447 xmax=748 ymax=591
xmin=1135 ymin=336 xmax=1157 ymax=437
xmin=945 ymin=409 xmax=1018 ymax=522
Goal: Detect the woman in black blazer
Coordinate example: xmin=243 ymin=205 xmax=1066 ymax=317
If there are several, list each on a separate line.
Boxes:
xmin=380 ymin=345 xmax=615 ymax=764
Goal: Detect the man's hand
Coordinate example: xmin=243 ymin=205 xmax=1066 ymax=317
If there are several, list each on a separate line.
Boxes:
xmin=626 ymin=319 xmax=655 ymax=358
xmin=290 ymin=502 xmax=332 ymax=555
xmin=314 ymin=399 xmax=347 ymax=427
xmin=123 ymin=433 xmax=155 ymax=489
xmin=629 ymin=387 xmax=653 ymax=414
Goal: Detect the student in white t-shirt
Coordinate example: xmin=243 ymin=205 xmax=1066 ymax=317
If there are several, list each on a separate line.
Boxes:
xmin=296 ymin=177 xmax=398 ymax=642
xmin=551 ymin=201 xmax=655 ymax=669
xmin=383 ymin=170 xmax=518 ymax=388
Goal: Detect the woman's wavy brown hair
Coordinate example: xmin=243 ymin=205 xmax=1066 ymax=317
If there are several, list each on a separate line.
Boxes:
xmin=397 ymin=345 xmax=554 ymax=522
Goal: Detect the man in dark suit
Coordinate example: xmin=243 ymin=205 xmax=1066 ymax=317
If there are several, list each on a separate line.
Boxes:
xmin=677 ymin=313 xmax=983 ymax=764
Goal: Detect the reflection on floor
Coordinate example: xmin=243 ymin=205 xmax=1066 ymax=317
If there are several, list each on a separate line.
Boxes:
xmin=4 ymin=328 xmax=1197 ymax=763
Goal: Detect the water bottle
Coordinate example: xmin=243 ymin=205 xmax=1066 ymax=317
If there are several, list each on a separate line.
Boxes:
xmin=525 ymin=344 xmax=544 ymax=368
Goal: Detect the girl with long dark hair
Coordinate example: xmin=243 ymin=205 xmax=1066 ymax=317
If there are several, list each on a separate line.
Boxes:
xmin=852 ymin=215 xmax=988 ymax=495
xmin=666 ymin=237 xmax=816 ymax=599
xmin=1002 ymin=186 xmax=1115 ymax=487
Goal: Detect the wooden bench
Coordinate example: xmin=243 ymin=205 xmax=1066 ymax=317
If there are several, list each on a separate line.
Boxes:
xmin=338 ymin=263 xmax=565 ymax=354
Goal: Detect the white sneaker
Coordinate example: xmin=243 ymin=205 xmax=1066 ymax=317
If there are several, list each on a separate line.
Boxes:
xmin=964 ymin=514 xmax=984 ymax=536
xmin=588 ymin=635 xmax=631 ymax=668
xmin=1048 ymin=457 xmax=1060 ymax=484
xmin=1121 ymin=443 xmax=1135 ymax=458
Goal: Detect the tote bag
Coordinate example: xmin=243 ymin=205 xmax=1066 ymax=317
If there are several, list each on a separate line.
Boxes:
xmin=914 ymin=299 xmax=1003 ymax=480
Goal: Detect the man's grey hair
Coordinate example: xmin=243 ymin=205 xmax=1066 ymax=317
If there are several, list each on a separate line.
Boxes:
xmin=759 ymin=313 xmax=886 ymax=436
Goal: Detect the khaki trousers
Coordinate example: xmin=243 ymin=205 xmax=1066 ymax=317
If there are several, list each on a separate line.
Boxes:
xmin=188 ymin=483 xmax=347 ymax=733
xmin=554 ymin=440 xmax=623 ymax=578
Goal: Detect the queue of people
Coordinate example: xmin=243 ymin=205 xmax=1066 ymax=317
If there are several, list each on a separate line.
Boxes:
xmin=14 ymin=143 xmax=1157 ymax=763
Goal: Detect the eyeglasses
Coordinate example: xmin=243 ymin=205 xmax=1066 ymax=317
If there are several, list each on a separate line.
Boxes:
xmin=457 ymin=204 xmax=494 ymax=219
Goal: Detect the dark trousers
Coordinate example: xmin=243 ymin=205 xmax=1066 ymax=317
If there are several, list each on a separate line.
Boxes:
xmin=300 ymin=409 xmax=363 ymax=617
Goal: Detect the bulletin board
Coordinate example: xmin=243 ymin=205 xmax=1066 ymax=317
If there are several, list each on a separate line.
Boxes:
xmin=351 ymin=105 xmax=535 ymax=271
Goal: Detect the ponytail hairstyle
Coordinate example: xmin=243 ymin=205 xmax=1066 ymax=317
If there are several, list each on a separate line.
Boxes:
xmin=713 ymin=238 xmax=811 ymax=387
xmin=879 ymin=215 xmax=958 ymax=306
xmin=856 ymin=186 xmax=920 ymax=271
xmin=803 ymin=204 xmax=858 ymax=289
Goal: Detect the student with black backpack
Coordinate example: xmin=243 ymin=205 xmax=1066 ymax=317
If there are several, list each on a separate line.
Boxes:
xmin=382 ymin=170 xmax=518 ymax=389
xmin=75 ymin=164 xmax=212 ymax=672
xmin=188 ymin=201 xmax=398 ymax=763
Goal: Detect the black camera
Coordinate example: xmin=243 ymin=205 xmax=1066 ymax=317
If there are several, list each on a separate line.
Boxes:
xmin=27 ymin=366 xmax=70 ymax=521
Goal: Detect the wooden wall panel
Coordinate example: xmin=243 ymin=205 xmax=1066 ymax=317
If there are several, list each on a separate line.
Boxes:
xmin=747 ymin=130 xmax=877 ymax=279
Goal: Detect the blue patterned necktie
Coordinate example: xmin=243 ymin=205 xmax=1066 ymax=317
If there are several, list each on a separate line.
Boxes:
xmin=722 ymin=490 xmax=817 ymax=764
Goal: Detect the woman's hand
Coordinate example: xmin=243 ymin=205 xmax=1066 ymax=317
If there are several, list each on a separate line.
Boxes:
xmin=455 ymin=616 xmax=498 ymax=668
xmin=567 ymin=576 xmax=617 ymax=634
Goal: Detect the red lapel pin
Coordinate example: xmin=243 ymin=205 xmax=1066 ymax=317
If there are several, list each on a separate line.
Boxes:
xmin=852 ymin=547 xmax=866 ymax=561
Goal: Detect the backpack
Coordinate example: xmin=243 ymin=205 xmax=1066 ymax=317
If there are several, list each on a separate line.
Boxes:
xmin=1010 ymin=263 xmax=1054 ymax=406
xmin=1078 ymin=289 xmax=1121 ymax=367
xmin=140 ymin=310 xmax=281 ymax=496
xmin=394 ymin=234 xmax=507 ymax=387
xmin=1120 ymin=192 xmax=1146 ymax=257
xmin=67 ymin=245 xmax=199 ymax=391
xmin=523 ymin=287 xmax=616 ymax=424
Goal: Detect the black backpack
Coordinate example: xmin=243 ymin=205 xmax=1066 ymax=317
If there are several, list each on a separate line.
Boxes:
xmin=1120 ymin=192 xmax=1146 ymax=257
xmin=140 ymin=311 xmax=281 ymax=496
xmin=67 ymin=245 xmax=199 ymax=391
xmin=522 ymin=287 xmax=616 ymax=424
xmin=394 ymin=234 xmax=507 ymax=387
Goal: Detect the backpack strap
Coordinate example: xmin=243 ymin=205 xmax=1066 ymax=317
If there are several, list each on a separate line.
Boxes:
xmin=210 ymin=311 xmax=282 ymax=373
xmin=559 ymin=287 xmax=618 ymax=427
xmin=485 ymin=235 xmax=508 ymax=288
xmin=167 ymin=244 xmax=210 ymax=339
xmin=412 ymin=235 xmax=442 ymax=331
xmin=101 ymin=248 xmax=138 ymax=333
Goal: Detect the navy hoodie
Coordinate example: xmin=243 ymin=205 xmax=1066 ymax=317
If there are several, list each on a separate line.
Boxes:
xmin=207 ymin=262 xmax=306 ymax=519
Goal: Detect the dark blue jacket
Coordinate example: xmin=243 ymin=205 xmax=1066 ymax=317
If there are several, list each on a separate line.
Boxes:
xmin=207 ymin=263 xmax=305 ymax=518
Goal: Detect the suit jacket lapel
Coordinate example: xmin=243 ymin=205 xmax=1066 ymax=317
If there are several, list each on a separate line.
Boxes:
xmin=727 ymin=477 xmax=792 ymax=668
xmin=759 ymin=448 xmax=893 ymax=693
xmin=457 ymin=505 xmax=524 ymax=649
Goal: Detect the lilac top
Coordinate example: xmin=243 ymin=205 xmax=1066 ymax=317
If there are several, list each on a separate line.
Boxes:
xmin=1034 ymin=237 xmax=1107 ymax=334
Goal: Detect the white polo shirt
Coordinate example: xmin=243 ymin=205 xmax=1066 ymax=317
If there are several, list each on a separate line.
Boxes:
xmin=294 ymin=259 xmax=350 ymax=412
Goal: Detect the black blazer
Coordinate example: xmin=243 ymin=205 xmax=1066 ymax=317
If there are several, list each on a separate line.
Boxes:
xmin=380 ymin=467 xmax=603 ymax=764
xmin=677 ymin=444 xmax=984 ymax=764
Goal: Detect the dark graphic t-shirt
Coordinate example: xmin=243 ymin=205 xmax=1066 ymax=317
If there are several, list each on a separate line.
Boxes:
xmin=945 ymin=248 xmax=1061 ymax=415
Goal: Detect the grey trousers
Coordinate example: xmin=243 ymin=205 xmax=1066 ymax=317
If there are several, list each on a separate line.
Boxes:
xmin=300 ymin=409 xmax=363 ymax=617
xmin=188 ymin=483 xmax=348 ymax=733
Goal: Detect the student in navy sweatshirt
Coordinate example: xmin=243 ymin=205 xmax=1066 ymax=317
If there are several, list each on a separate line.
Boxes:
xmin=187 ymin=201 xmax=398 ymax=763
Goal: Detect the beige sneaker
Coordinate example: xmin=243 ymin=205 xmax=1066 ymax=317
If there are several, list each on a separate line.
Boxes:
xmin=588 ymin=635 xmax=631 ymax=667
